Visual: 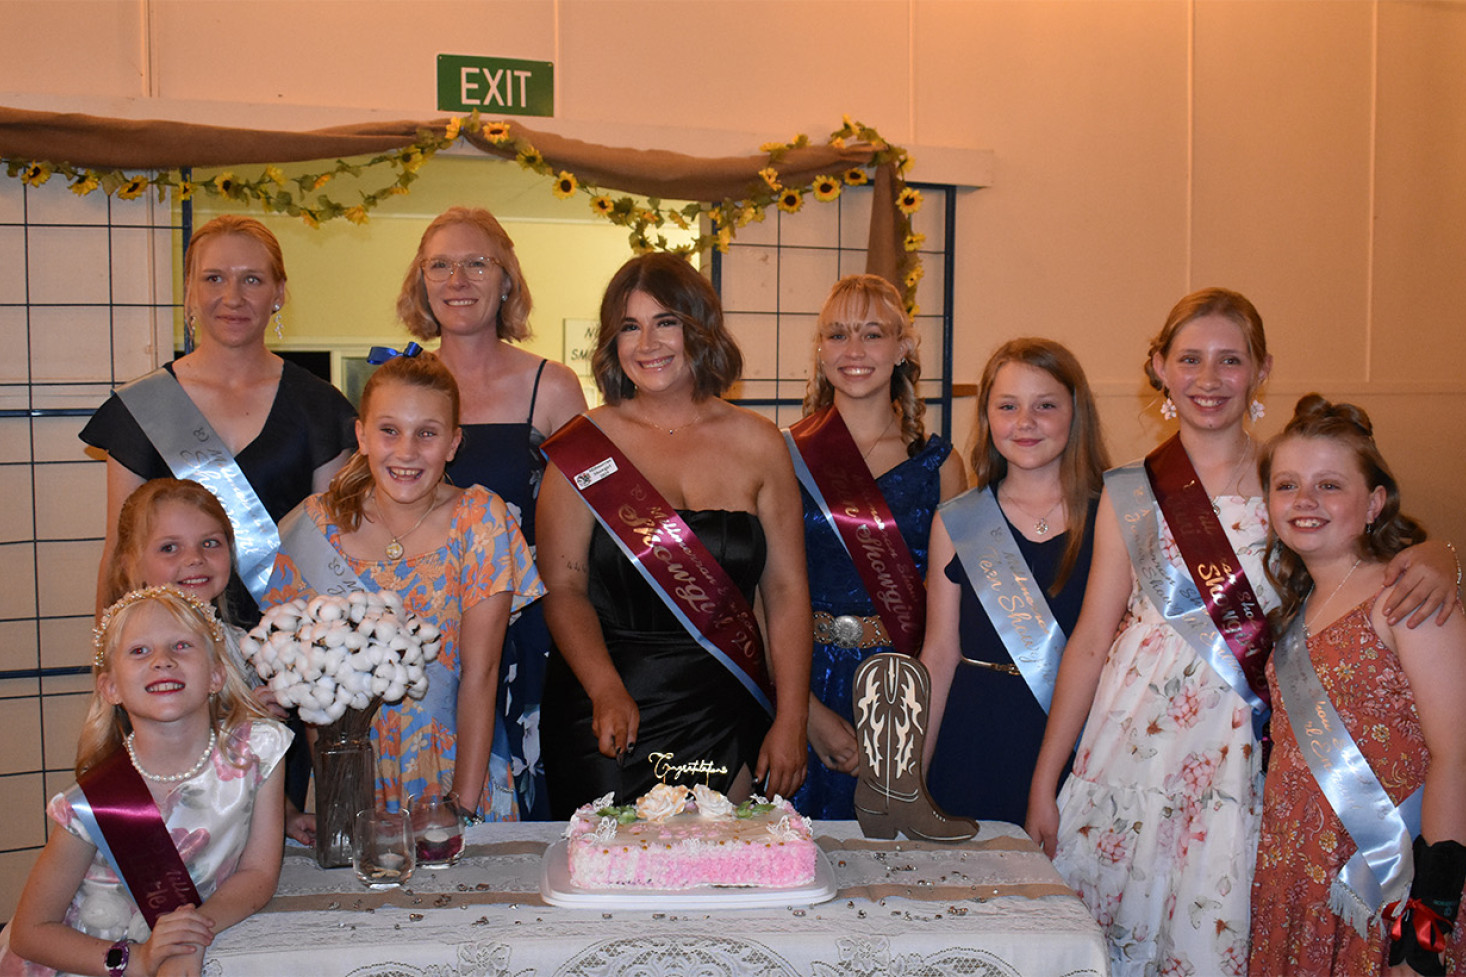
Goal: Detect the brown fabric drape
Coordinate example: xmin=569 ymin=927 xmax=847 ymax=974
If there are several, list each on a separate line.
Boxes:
xmin=0 ymin=106 xmax=906 ymax=292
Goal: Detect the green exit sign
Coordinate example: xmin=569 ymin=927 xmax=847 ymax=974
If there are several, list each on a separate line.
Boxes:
xmin=437 ymin=54 xmax=554 ymax=116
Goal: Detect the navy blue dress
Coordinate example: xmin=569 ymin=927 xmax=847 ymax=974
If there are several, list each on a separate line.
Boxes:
xmin=925 ymin=493 xmax=1096 ymax=824
xmin=791 ymin=435 xmax=950 ymax=820
xmin=444 ymin=359 xmax=553 ymax=819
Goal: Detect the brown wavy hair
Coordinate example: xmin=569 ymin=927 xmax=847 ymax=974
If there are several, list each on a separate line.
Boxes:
xmin=592 ymin=253 xmax=742 ymax=405
xmin=323 ymin=350 xmax=462 ymax=532
xmin=971 ymin=338 xmax=1110 ymax=595
xmin=802 ymin=274 xmax=926 ymax=458
xmin=1144 ymin=287 xmax=1269 ymax=396
xmin=77 ymin=587 xmax=271 ymax=779
xmin=396 ymin=207 xmax=532 ymax=342
xmin=183 ymin=215 xmax=287 ymax=322
xmin=103 ymin=478 xmax=238 ymax=623
xmin=1262 ymin=394 xmax=1426 ymax=630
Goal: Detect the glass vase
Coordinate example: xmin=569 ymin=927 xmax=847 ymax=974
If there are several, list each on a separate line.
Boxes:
xmin=311 ymin=702 xmax=381 ymax=869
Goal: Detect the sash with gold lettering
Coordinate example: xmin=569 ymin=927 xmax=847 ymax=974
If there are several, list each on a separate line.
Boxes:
xmin=784 ymin=407 xmax=926 ymax=656
xmin=116 ymin=368 xmax=280 ymax=606
xmin=939 ymin=486 xmax=1066 ymax=712
xmin=1106 ymin=437 xmax=1272 ymax=716
xmin=542 ymin=415 xmax=773 ymax=714
xmin=1274 ymin=614 xmax=1422 ymax=936
xmin=73 ymin=749 xmax=201 ymax=929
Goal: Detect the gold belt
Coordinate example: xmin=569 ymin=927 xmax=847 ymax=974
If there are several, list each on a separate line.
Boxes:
xmin=959 ymin=658 xmax=1022 ymax=676
xmin=812 ymin=612 xmax=891 ymax=650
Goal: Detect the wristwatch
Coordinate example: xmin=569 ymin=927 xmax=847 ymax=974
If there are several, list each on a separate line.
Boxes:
xmin=105 ymin=939 xmax=130 ymax=977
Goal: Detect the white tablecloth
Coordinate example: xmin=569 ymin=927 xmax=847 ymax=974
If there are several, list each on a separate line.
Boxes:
xmin=202 ymin=822 xmax=1107 ymax=977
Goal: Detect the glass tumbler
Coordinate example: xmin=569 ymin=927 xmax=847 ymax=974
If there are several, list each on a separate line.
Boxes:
xmin=353 ymin=808 xmax=414 ymax=889
xmin=410 ymin=793 xmax=465 ymax=869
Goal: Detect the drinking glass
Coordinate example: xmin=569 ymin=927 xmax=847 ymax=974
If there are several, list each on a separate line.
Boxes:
xmin=410 ymin=792 xmax=465 ymax=869
xmin=353 ymin=808 xmax=414 ymax=889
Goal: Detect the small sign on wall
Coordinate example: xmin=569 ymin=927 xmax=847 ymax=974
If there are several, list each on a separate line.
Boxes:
xmin=564 ymin=318 xmax=601 ymax=406
xmin=437 ymin=54 xmax=554 ymax=116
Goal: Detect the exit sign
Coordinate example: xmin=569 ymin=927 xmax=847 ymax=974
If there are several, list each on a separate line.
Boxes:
xmin=437 ymin=54 xmax=554 ymax=116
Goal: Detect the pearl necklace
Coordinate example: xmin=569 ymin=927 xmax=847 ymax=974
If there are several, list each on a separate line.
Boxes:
xmin=125 ymin=728 xmax=217 ymax=783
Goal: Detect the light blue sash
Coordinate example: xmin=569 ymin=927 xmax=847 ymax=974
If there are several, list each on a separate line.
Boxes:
xmin=276 ymin=501 xmax=374 ymax=596
xmin=1105 ymin=462 xmax=1267 ymax=715
xmin=939 ymin=486 xmax=1065 ymax=712
xmin=116 ymin=369 xmax=279 ymax=605
xmin=1274 ymin=613 xmax=1422 ymax=936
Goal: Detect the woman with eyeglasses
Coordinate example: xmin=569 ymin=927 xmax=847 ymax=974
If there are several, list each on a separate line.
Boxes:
xmin=396 ymin=207 xmax=587 ymax=819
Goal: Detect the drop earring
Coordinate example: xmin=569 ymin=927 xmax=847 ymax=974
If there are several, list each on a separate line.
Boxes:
xmin=1160 ymin=395 xmax=1177 ymax=421
xmin=1248 ymin=398 xmax=1265 ymax=423
xmin=272 ymin=305 xmax=284 ymax=340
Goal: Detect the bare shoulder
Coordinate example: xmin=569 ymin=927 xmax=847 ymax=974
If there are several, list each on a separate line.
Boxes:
xmin=533 ymin=359 xmax=590 ymax=425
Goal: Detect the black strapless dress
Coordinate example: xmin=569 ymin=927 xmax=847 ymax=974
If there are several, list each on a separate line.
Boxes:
xmin=542 ymin=509 xmax=770 ymax=818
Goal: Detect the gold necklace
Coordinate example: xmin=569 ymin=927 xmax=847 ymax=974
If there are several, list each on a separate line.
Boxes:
xmin=372 ymin=490 xmax=442 ymax=561
xmin=1211 ymin=437 xmax=1256 ymax=513
xmin=857 ymin=413 xmax=897 ymax=462
xmin=1304 ymin=558 xmax=1363 ymax=637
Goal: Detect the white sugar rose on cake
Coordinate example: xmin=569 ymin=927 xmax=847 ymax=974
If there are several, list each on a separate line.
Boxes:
xmin=564 ymin=783 xmax=817 ymax=889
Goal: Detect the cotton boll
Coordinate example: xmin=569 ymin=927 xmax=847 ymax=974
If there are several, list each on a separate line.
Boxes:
xmin=402 ymin=645 xmax=422 ymax=667
xmin=298 ymin=705 xmax=329 ymax=726
xmin=267 ymin=630 xmax=294 ymax=652
xmin=370 ymin=674 xmax=391 ymax=696
xmin=416 ymin=622 xmax=441 ymax=644
xmin=349 ymin=691 xmax=371 ymax=710
xmin=409 ymin=676 xmax=429 ymax=699
xmin=323 ymin=623 xmax=349 ymax=649
xmin=239 ymin=634 xmax=261 ymax=657
xmin=312 ymin=686 xmax=337 ymax=709
xmin=372 ymin=620 xmax=399 ymax=643
xmin=373 ymin=661 xmax=396 ymax=681
xmin=355 ymin=618 xmax=375 ymax=640
xmin=422 ymin=640 xmax=442 ymax=661
xmin=341 ymin=630 xmax=366 ymax=651
xmin=384 ymin=680 xmax=407 ymax=703
xmin=317 ymin=598 xmax=346 ymax=622
xmin=388 ymin=634 xmax=410 ymax=653
xmin=306 ymin=595 xmax=331 ymax=620
xmin=269 ymin=672 xmax=294 ymax=696
xmin=322 ymin=647 xmax=348 ymax=675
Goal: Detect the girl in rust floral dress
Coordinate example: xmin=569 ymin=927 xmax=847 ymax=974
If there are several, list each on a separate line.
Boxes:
xmin=1250 ymin=395 xmax=1466 ymax=977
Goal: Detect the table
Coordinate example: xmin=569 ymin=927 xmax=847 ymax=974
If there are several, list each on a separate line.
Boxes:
xmin=203 ymin=822 xmax=1107 ymax=977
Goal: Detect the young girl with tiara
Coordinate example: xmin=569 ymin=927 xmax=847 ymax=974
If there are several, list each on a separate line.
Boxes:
xmin=0 ymin=587 xmax=288 ymax=977
xmin=921 ymin=338 xmax=1109 ymax=825
xmin=266 ymin=349 xmax=543 ymax=820
xmin=100 ymin=478 xmax=314 ymax=846
xmin=1249 ymin=395 xmax=1466 ymax=976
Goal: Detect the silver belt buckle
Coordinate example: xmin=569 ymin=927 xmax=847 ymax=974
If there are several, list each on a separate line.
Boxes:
xmin=829 ymin=615 xmax=864 ymax=649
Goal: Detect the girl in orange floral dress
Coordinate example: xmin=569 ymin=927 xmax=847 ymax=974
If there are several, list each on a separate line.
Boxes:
xmin=1249 ymin=395 xmax=1466 ymax=976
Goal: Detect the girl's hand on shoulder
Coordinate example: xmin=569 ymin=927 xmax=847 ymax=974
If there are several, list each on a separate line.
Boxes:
xmin=137 ymin=904 xmax=214 ymax=975
xmin=1383 ymin=539 xmax=1461 ymax=628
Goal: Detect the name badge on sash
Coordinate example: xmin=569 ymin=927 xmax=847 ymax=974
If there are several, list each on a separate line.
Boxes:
xmin=542 ymin=415 xmax=774 ymax=715
xmin=116 ymin=369 xmax=280 ymax=606
xmin=74 ymin=750 xmax=201 ymax=929
xmin=1106 ymin=444 xmax=1271 ymax=717
xmin=785 ymin=407 xmax=926 ymax=656
xmin=1274 ymin=615 xmax=1422 ymax=936
xmin=939 ymin=486 xmax=1066 ymax=712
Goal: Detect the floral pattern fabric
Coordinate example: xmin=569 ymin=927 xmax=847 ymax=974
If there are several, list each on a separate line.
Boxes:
xmin=1053 ymin=496 xmax=1271 ymax=977
xmin=1248 ymin=597 xmax=1464 ymax=976
xmin=265 ymin=486 xmax=544 ymax=819
xmin=0 ymin=721 xmax=289 ymax=977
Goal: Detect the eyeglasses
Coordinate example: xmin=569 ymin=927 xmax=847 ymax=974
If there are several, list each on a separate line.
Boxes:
xmin=420 ymin=255 xmax=499 ymax=283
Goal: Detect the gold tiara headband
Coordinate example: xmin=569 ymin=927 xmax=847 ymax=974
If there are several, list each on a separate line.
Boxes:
xmin=93 ymin=585 xmax=226 ymax=669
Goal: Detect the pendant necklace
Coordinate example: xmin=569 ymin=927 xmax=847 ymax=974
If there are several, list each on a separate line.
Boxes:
xmin=373 ymin=490 xmax=441 ymax=561
xmin=125 ymin=728 xmax=217 ymax=783
xmin=1212 ymin=437 xmax=1256 ymax=514
xmin=999 ymin=489 xmax=1063 ymax=537
xmin=1304 ymin=558 xmax=1363 ymax=637
xmin=857 ymin=413 xmax=897 ymax=463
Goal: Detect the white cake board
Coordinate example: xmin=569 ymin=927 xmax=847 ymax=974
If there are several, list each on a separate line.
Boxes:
xmin=539 ymin=839 xmax=838 ymax=910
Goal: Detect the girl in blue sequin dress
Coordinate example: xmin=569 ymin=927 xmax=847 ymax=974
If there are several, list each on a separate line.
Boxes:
xmin=790 ymin=276 xmax=967 ymax=820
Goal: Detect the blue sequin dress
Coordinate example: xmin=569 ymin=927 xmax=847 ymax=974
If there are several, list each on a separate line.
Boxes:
xmin=791 ymin=434 xmax=951 ymax=819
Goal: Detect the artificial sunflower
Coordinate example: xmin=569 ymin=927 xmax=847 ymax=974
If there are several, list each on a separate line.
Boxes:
xmin=70 ymin=174 xmax=100 ymax=197
xmin=483 ymin=121 xmax=512 ymax=144
xmin=904 ymin=263 xmax=924 ymax=289
xmin=552 ymin=171 xmax=578 ymax=199
xmin=175 ymin=179 xmax=194 ymax=201
xmin=777 ymin=188 xmax=803 ymax=214
xmin=897 ymin=186 xmax=923 ymax=215
xmin=812 ymin=175 xmax=841 ymax=202
xmin=843 ymin=167 xmax=869 ymax=186
xmin=265 ymin=166 xmax=287 ymax=187
xmin=590 ymin=195 xmax=614 ymax=216
xmin=21 ymin=162 xmax=52 ymax=187
xmin=213 ymin=172 xmax=237 ymax=196
xmin=757 ymin=166 xmax=781 ymax=192
xmin=117 ymin=176 xmax=150 ymax=201
xmin=345 ymin=206 xmax=369 ymax=225
xmin=312 ymin=173 xmax=333 ymax=190
xmin=904 ymin=232 xmax=926 ymax=252
xmin=444 ymin=116 xmax=463 ymax=142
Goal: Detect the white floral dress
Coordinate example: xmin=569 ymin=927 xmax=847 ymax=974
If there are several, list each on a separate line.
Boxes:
xmin=1052 ymin=496 xmax=1273 ymax=977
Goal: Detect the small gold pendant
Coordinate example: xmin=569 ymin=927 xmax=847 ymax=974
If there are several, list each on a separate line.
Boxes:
xmin=385 ymin=539 xmax=404 ymax=561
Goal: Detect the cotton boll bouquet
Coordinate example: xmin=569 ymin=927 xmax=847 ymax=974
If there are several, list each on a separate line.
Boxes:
xmin=241 ymin=590 xmax=442 ymax=867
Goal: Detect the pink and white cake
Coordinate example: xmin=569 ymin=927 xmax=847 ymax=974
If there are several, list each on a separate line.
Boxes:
xmin=565 ymin=784 xmax=817 ymax=889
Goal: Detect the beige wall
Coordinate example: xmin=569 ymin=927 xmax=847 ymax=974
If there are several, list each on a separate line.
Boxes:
xmin=2 ymin=0 xmax=1464 ymax=915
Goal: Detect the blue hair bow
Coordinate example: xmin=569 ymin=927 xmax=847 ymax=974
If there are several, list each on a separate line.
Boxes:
xmin=366 ymin=341 xmax=423 ymax=364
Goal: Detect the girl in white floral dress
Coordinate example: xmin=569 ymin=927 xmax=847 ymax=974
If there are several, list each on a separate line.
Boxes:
xmin=1024 ymin=289 xmax=1456 ymax=977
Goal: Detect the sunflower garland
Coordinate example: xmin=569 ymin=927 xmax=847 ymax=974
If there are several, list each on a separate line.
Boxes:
xmin=3 ymin=112 xmax=927 ymax=311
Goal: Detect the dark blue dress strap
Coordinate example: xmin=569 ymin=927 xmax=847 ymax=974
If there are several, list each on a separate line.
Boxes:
xmin=525 ymin=358 xmax=548 ymax=424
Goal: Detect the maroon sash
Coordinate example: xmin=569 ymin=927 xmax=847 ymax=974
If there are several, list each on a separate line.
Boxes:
xmin=1145 ymin=434 xmax=1273 ymax=707
xmin=542 ymin=415 xmax=774 ymax=713
xmin=786 ymin=407 xmax=926 ymax=656
xmin=77 ymin=749 xmax=201 ymax=928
